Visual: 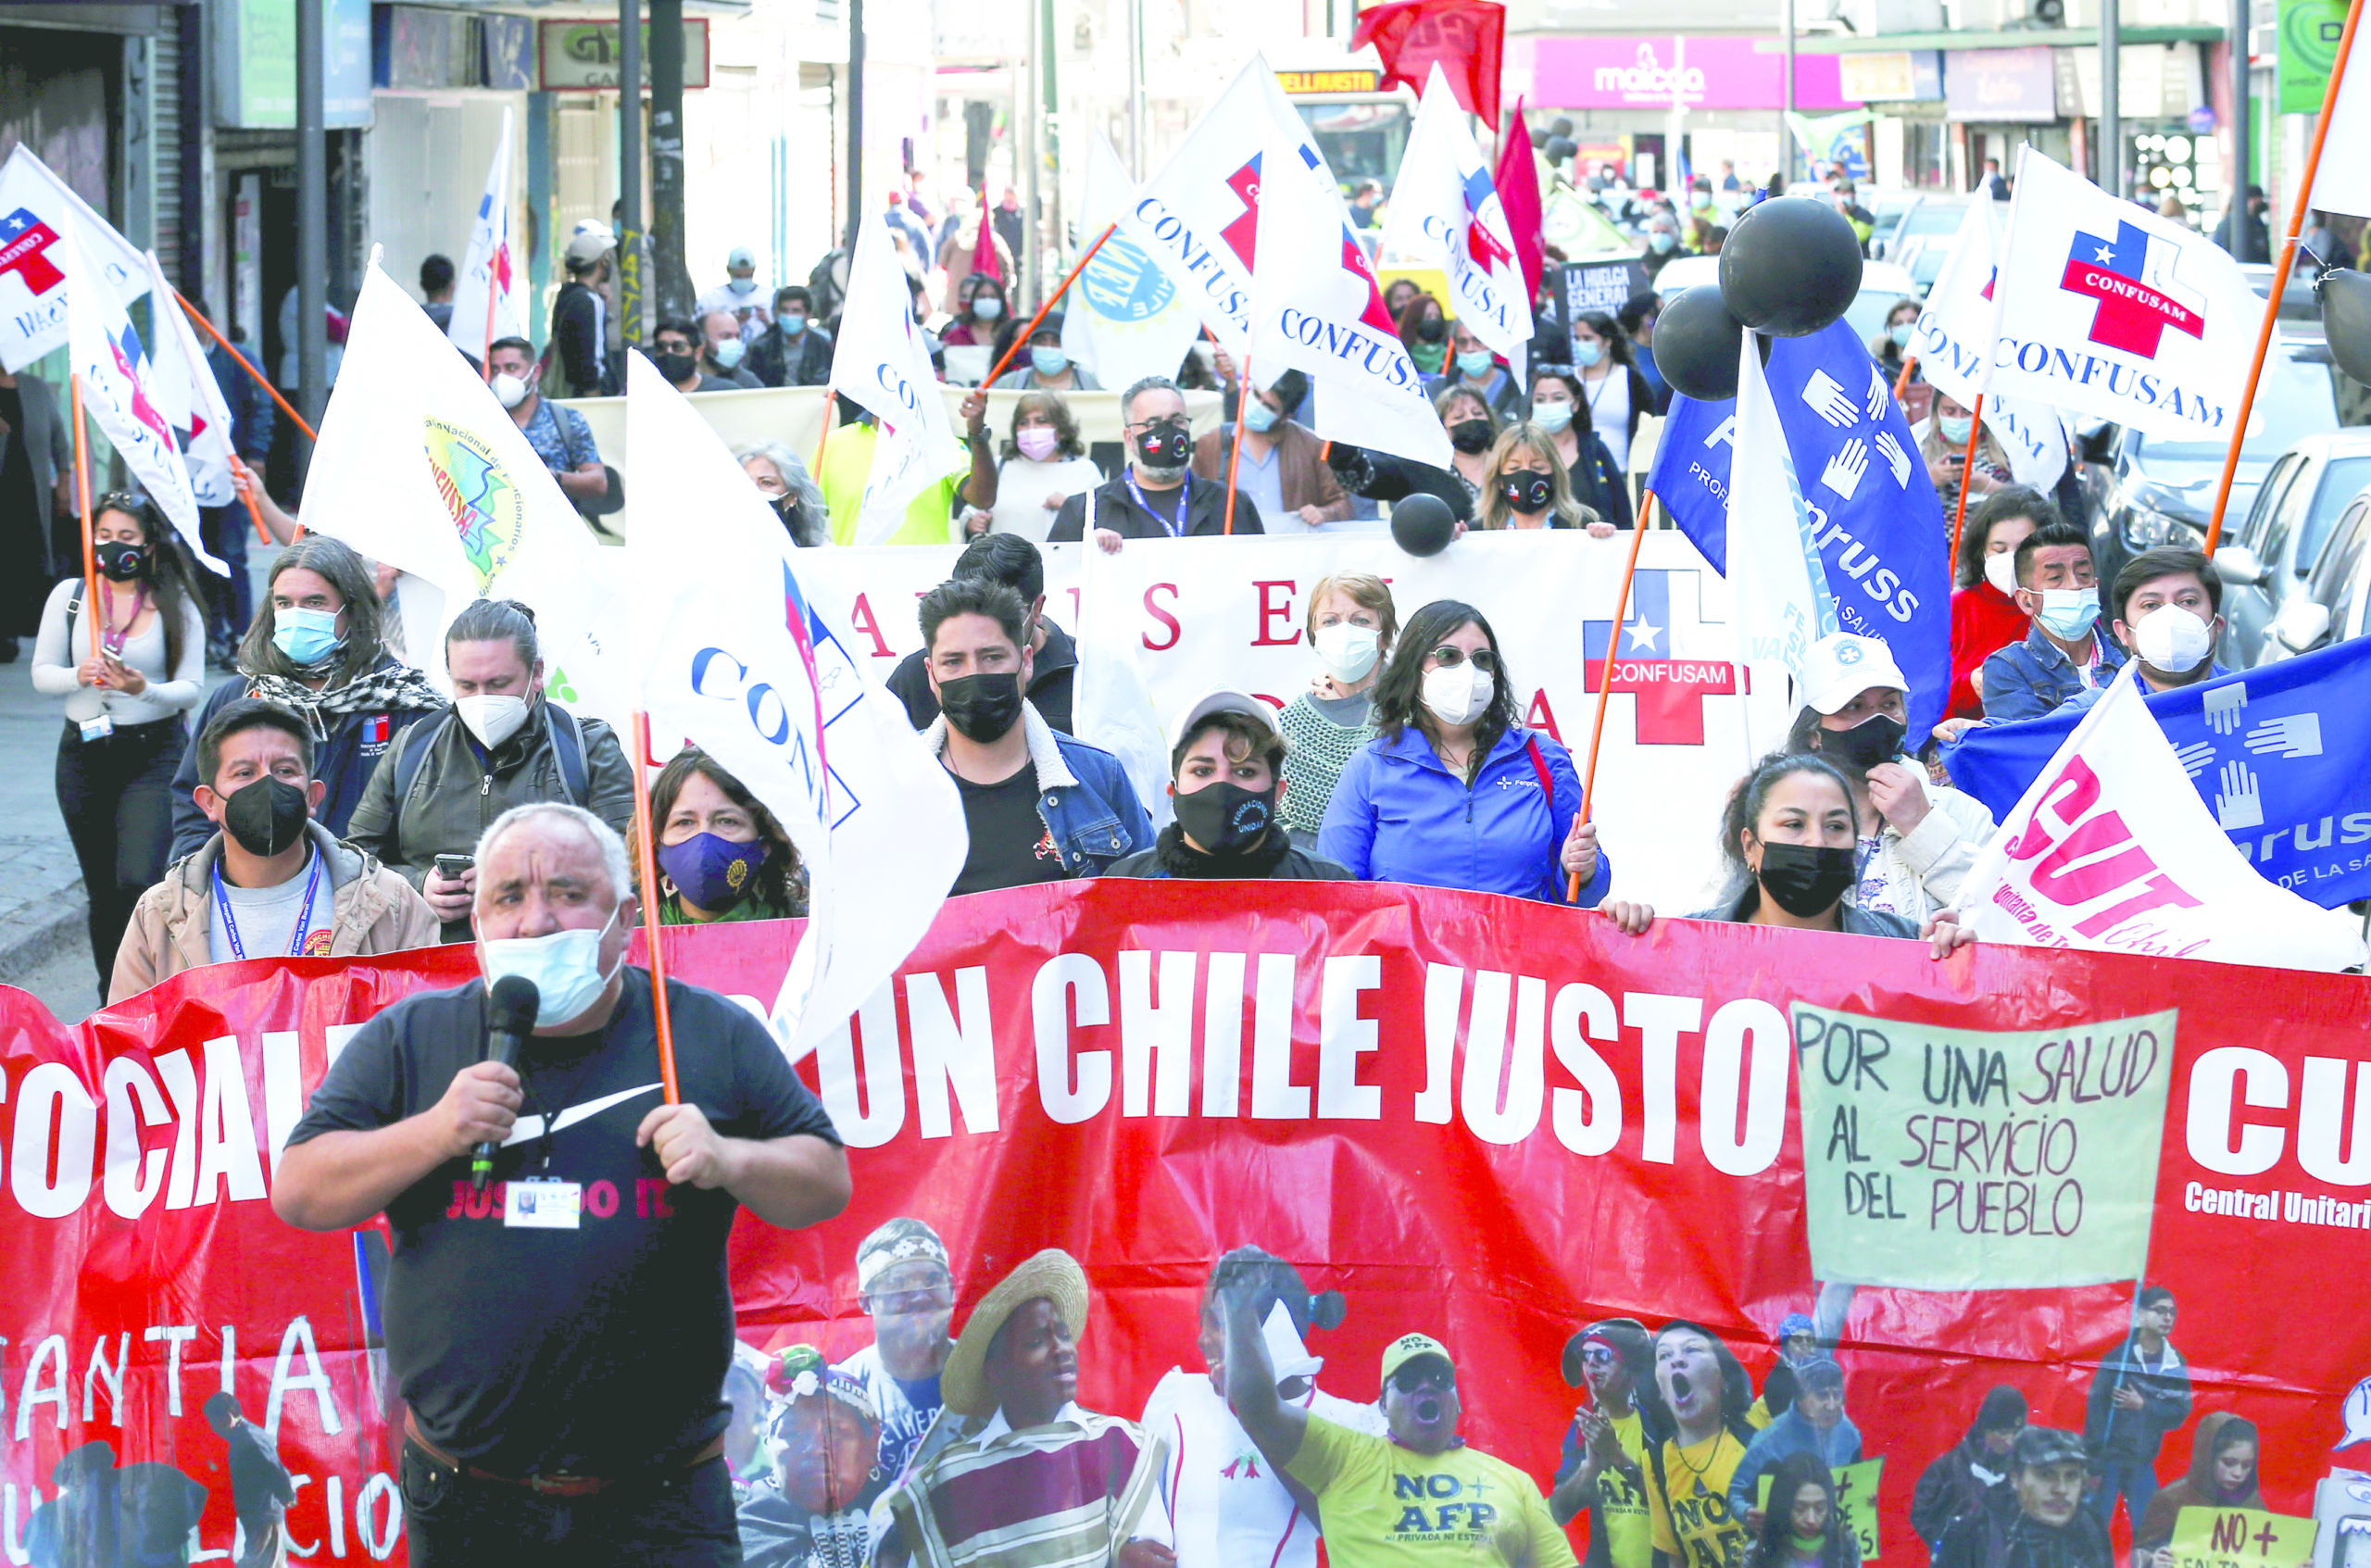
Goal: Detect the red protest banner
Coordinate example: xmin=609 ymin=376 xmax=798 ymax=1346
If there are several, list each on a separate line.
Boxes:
xmin=3 ymin=880 xmax=2365 ymax=1565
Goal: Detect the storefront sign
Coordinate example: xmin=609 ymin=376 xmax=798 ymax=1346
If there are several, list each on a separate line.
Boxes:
xmin=1943 ymin=45 xmax=2058 ymax=122
xmin=1277 ymin=69 xmax=1384 ymax=94
xmin=1513 ymin=34 xmax=1859 ymax=112
xmin=1838 ymin=50 xmax=1943 ymax=102
xmin=537 ymin=19 xmax=712 ymax=92
xmin=2277 ymin=0 xmax=2349 ymax=113
xmin=214 ymin=0 xmax=373 ymax=130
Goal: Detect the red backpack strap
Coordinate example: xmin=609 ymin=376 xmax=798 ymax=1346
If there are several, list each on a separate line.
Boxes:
xmin=1524 ymin=734 xmax=1553 ymax=808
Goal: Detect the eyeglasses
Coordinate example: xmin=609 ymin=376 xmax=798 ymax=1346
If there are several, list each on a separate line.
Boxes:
xmin=1128 ymin=415 xmax=1190 ymax=434
xmin=864 ymin=1285 xmax=953 ymax=1316
xmin=1425 ymin=646 xmax=1498 ymax=673
xmin=1389 ymin=1361 xmax=1454 ymax=1395
xmin=1579 ymin=1345 xmax=1616 ymax=1368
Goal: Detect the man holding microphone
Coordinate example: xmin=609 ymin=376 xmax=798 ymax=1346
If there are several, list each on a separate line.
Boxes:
xmin=273 ymin=801 xmax=850 ymax=1565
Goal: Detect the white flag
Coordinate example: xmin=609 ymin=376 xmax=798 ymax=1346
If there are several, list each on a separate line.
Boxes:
xmin=827 ymin=209 xmax=962 ymax=545
xmin=2309 ymin=25 xmax=2371 ymax=219
xmin=1725 ymin=329 xmax=1840 ymax=695
xmin=1953 ymin=666 xmax=2366 ymax=971
xmin=1379 ymin=65 xmax=1529 ymax=388
xmin=61 ymin=236 xmax=221 ymax=576
xmin=1248 ymin=114 xmax=1454 ymax=471
xmin=1116 ymin=53 xmax=1327 ymax=358
xmin=143 ymin=251 xmax=240 ymax=510
xmin=1061 ymin=133 xmax=1205 ymax=395
xmin=623 ymin=352 xmax=967 ymax=1058
xmin=0 ymin=145 xmax=150 ymax=372
xmin=1987 ymin=148 xmax=2259 ymax=442
xmin=304 ymin=259 xmax=632 ymax=726
xmin=446 ymin=106 xmax=530 ymax=363
xmin=1911 ymin=197 xmax=2067 ymax=491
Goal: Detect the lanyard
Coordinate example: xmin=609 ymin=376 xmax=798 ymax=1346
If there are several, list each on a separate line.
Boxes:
xmin=213 ymin=852 xmax=325 ymax=961
xmin=98 ymin=583 xmax=148 ymax=656
xmin=1123 ymin=471 xmax=1190 ymax=537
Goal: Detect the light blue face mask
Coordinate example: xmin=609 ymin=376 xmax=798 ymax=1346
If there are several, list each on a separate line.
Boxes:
xmin=1456 ymin=348 xmax=1496 ymax=378
xmin=973 ymin=296 xmax=1005 ymax=321
xmin=272 ymin=606 xmax=344 ymax=667
xmin=1531 ymin=399 xmax=1574 ymax=433
xmin=1031 ymin=345 xmax=1070 ymax=377
xmin=479 ymin=909 xmax=621 ymax=1029
xmin=1244 ymin=401 xmax=1281 ymax=433
xmin=2033 ymin=586 xmax=2101 ymax=640
xmin=777 ymin=311 xmax=808 ymax=335
xmin=1888 ymin=322 xmax=1913 ymax=348
xmin=1574 ymin=341 xmax=1604 ymax=369
xmin=712 ymin=336 xmax=746 ymax=370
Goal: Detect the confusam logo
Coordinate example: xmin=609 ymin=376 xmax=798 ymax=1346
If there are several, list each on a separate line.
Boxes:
xmin=2058 ymin=220 xmax=2207 ymax=358
xmin=1581 ymin=569 xmax=1743 ymax=746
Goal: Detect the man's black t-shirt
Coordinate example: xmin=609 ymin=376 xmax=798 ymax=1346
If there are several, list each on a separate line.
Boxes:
xmin=951 ymin=763 xmax=1068 ymax=894
xmin=286 ymin=966 xmax=840 ymax=1475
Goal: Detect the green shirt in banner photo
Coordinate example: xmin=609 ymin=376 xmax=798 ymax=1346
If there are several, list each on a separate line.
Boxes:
xmin=2169 ymin=1507 xmax=2316 ymax=1568
xmin=1757 ymin=1458 xmax=1884 ymax=1562
xmin=1789 ymin=1005 xmax=2177 ymax=1290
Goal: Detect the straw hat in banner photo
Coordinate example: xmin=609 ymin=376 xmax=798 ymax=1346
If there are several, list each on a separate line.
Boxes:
xmin=938 ymin=1249 xmax=1092 ymax=1420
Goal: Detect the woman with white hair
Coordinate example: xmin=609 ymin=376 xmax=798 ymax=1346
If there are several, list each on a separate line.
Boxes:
xmin=737 ymin=442 xmax=829 ymax=547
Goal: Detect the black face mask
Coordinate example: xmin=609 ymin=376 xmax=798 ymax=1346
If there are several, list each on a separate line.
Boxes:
xmin=1754 ymin=841 xmax=1857 ymax=919
xmin=1824 ymin=712 xmax=1907 ymax=772
xmin=1416 ymin=317 xmax=1449 ymax=344
xmin=222 ymin=776 xmax=310 ymax=858
xmin=95 ymin=541 xmax=148 ymax=582
xmin=1449 ymin=419 xmax=1495 ymax=455
xmin=1173 ymin=780 xmax=1277 ymax=856
xmin=937 ymin=671 xmax=1026 ymax=743
xmin=1500 ymin=471 xmax=1554 ymax=514
xmin=654 ymin=350 xmax=698 ymax=384
xmin=1135 ymin=420 xmax=1193 ymax=470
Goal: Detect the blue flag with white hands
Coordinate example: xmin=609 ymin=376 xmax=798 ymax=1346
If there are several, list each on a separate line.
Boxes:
xmin=1648 ymin=319 xmax=1951 ymax=743
xmin=1943 ymin=638 xmax=2371 ymax=909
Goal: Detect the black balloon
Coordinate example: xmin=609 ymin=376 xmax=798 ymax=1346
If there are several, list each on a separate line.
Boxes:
xmin=2321 ymin=270 xmax=2371 ymax=388
xmin=1718 ymin=196 xmax=1864 ymax=337
xmin=1391 ymin=493 xmax=1458 ymax=557
xmin=1654 ymin=285 xmax=1750 ymax=402
xmin=1546 ymin=136 xmax=1577 ymax=166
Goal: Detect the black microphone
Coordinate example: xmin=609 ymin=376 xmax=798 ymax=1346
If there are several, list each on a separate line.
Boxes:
xmin=470 ymin=974 xmax=541 ymax=1194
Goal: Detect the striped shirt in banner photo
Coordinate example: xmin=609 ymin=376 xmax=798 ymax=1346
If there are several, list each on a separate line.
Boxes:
xmin=880 ymin=1403 xmax=1168 ymax=1568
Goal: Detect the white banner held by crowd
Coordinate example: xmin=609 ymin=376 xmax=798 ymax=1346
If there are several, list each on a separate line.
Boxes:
xmin=826 ymin=208 xmax=962 ymax=544
xmin=446 ymin=105 xmax=530 ymax=363
xmin=1063 ymin=134 xmax=1205 ymax=397
xmin=623 ymin=353 xmax=966 ymax=1057
xmin=60 ymin=236 xmax=222 ymax=575
xmin=1954 ymin=665 xmax=2365 ymax=971
xmin=0 ymin=145 xmax=150 ymax=373
xmin=143 ymin=251 xmax=239 ymax=510
xmin=1379 ymin=64 xmax=1530 ymax=388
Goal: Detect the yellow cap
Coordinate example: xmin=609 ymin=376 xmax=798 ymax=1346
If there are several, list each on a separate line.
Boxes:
xmin=1379 ymin=1331 xmax=1454 ymax=1386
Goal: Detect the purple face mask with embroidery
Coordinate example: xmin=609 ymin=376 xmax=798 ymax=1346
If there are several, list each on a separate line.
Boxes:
xmin=657 ymin=833 xmax=770 ymax=912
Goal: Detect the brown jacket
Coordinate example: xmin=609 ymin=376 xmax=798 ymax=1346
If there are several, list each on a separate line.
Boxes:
xmin=109 ymin=822 xmax=444 ymax=1004
xmin=2133 ymin=1411 xmax=2263 ymax=1551
xmin=1191 ymin=418 xmax=1352 ymax=524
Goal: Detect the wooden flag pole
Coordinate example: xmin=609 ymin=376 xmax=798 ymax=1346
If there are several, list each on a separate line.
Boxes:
xmin=2202 ymin=0 xmax=2365 ymax=556
xmin=628 ymin=711 xmax=683 ymax=1105
xmin=69 ymin=372 xmax=99 ymax=659
xmin=1569 ymin=489 xmax=1657 ymax=903
xmin=170 ymin=288 xmax=318 ymax=443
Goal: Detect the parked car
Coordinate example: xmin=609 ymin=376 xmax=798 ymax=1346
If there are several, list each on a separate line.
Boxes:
xmin=2260 ymin=483 xmax=2371 ymax=661
xmin=1652 ymin=257 xmax=1921 ymax=354
xmin=2210 ymin=432 xmax=2371 ymax=666
xmin=1872 ymin=194 xmax=1969 ymax=265
xmin=2074 ymin=347 xmax=2340 ymax=590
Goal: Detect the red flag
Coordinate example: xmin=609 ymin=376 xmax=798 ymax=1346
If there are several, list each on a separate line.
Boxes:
xmin=974 ymin=192 xmax=1003 ymax=284
xmin=1351 ymin=0 xmax=1506 ymax=129
xmin=1491 ymin=94 xmax=1544 ymax=299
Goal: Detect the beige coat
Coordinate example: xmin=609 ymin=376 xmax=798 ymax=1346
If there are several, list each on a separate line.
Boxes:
xmin=109 ymin=822 xmax=443 ymax=1004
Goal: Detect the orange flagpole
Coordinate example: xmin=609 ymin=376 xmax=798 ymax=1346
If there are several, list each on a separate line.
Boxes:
xmin=239 ymin=483 xmax=273 ymax=546
xmin=1949 ymin=393 xmax=1985 ymax=567
xmin=69 ymin=373 xmax=99 ymax=659
xmin=1570 ymin=487 xmax=1656 ymax=903
xmin=811 ymin=383 xmax=836 ymax=479
xmin=2202 ymin=0 xmax=2365 ymax=556
xmin=980 ymin=223 xmax=1115 ymax=388
xmin=170 ymin=288 xmax=318 ymax=443
xmin=1223 ymin=356 xmax=1251 ymax=536
xmin=1891 ymin=355 xmax=1918 ymax=400
xmin=628 ymin=712 xmax=683 ymax=1106
xmin=480 ymin=282 xmax=499 ymax=383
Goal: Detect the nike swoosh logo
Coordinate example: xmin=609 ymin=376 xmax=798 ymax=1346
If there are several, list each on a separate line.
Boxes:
xmin=501 ymin=1083 xmax=665 ymax=1148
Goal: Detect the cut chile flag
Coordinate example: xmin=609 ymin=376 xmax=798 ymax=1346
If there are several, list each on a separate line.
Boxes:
xmin=1351 ymin=0 xmax=1506 ymax=130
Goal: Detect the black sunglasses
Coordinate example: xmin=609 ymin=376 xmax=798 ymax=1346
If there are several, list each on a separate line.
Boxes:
xmin=1388 ymin=1360 xmax=1454 ymax=1394
xmin=1425 ymin=646 xmax=1498 ymax=673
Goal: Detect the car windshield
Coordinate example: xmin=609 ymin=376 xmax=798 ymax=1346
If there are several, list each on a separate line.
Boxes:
xmin=1900 ymin=203 xmax=1964 ymax=238
xmin=1843 ymin=287 xmax=1908 ymax=345
xmin=2138 ymin=360 xmax=2336 ymax=465
xmin=2304 ymin=455 xmax=2371 ymax=566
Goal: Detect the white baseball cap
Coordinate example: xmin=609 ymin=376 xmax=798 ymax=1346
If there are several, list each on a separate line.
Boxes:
xmin=1167 ymin=687 xmax=1282 ymax=760
xmin=1802 ymin=633 xmax=1908 ymax=715
xmin=726 ymin=245 xmax=757 ymax=270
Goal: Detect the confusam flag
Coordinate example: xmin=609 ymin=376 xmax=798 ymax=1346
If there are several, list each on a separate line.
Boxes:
xmin=0 ymin=145 xmax=149 ymax=373
xmin=61 ymin=236 xmax=221 ymax=576
xmin=623 ymin=352 xmax=966 ymax=1058
xmin=1116 ymin=53 xmax=1325 ymax=358
xmin=1910 ymin=198 xmax=2068 ymax=492
xmin=1061 ymin=134 xmax=1204 ymax=395
xmin=143 ymin=250 xmax=239 ymax=510
xmin=1987 ymin=148 xmax=2257 ymax=442
xmin=1379 ymin=65 xmax=1529 ymax=388
xmin=827 ymin=209 xmax=961 ymax=545
xmin=447 ymin=106 xmax=530 ymax=362
xmin=1725 ymin=328 xmax=1840 ymax=699
xmin=304 ymin=259 xmax=630 ymax=727
xmin=1952 ymin=665 xmax=2366 ymax=972
xmin=1248 ymin=116 xmax=1453 ymax=471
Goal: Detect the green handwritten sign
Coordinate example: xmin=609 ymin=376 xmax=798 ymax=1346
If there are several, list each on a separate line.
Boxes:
xmin=2170 ymin=1507 xmax=2317 ymax=1568
xmin=1790 ymin=1006 xmax=2177 ymax=1289
xmin=1758 ymin=1457 xmax=1884 ymax=1561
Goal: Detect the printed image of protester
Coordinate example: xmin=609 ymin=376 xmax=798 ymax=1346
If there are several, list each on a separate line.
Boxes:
xmin=876 ymin=1248 xmax=1168 ymax=1568
xmin=1644 ymin=1321 xmax=1761 ymax=1568
xmin=2083 ymin=1287 xmax=2190 ymax=1530
xmin=21 ymin=1438 xmax=209 ymax=1568
xmin=1729 ymin=1359 xmax=1861 ymax=1526
xmin=1934 ymin=1428 xmax=2114 ymax=1568
xmin=835 ymin=1217 xmax=959 ymax=1484
xmin=1911 ymin=1386 xmax=2029 ymax=1555
xmin=723 ymin=1343 xmax=774 ymax=1499
xmin=1221 ymin=1281 xmax=1577 ymax=1568
xmin=1747 ymin=1315 xmax=1826 ymax=1427
xmin=1742 ymin=1452 xmax=1858 ymax=1568
xmin=205 ymin=1392 xmax=297 ymax=1567
xmin=1137 ymin=1246 xmax=1385 ymax=1568
xmin=738 ymin=1345 xmax=887 ymax=1568
xmin=2131 ymin=1413 xmax=2263 ymax=1568
xmin=1551 ymin=1318 xmax=1672 ymax=1568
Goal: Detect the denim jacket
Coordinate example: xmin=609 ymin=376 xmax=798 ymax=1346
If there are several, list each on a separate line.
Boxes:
xmin=1979 ymin=621 xmax=2127 ymax=722
xmin=924 ymin=704 xmax=1153 ymax=877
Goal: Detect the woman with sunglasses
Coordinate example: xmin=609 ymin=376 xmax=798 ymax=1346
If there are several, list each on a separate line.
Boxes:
xmin=1317 ymin=599 xmax=1611 ymax=904
xmin=31 ymin=491 xmax=211 ymax=992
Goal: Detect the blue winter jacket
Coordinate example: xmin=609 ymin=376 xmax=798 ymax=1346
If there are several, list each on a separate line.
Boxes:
xmin=1317 ymin=725 xmax=1611 ymax=905
xmin=1727 ymin=1405 xmax=1865 ymax=1520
